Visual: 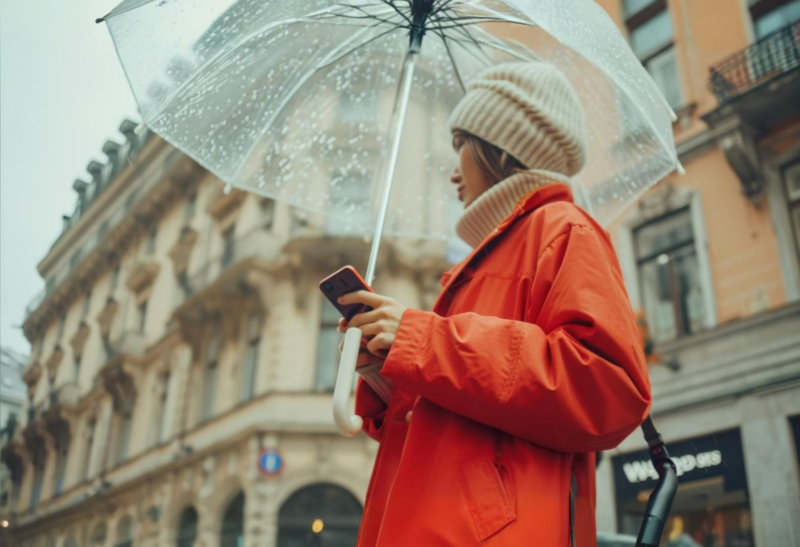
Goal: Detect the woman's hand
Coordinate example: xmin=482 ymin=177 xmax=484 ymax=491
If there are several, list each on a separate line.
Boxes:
xmin=337 ymin=337 xmax=385 ymax=369
xmin=336 ymin=291 xmax=406 ymax=357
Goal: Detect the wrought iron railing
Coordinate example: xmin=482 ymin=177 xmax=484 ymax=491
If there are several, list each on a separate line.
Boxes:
xmin=709 ymin=21 xmax=800 ymax=102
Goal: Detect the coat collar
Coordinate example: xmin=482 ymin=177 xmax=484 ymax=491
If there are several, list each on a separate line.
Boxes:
xmin=438 ymin=183 xmax=574 ymax=295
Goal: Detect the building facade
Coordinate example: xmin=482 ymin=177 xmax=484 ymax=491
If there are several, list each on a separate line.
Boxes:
xmin=0 ymin=347 xmax=27 ymax=546
xmin=595 ymin=0 xmax=800 ymax=545
xmin=3 ymin=1 xmax=800 ymax=546
xmin=0 ymin=118 xmax=448 ymax=546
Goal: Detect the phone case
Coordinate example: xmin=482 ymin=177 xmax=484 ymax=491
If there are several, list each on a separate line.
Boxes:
xmin=319 ymin=265 xmax=374 ymax=321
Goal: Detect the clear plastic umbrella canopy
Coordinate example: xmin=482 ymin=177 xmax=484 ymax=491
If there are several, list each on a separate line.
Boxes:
xmin=99 ymin=0 xmax=680 ymax=238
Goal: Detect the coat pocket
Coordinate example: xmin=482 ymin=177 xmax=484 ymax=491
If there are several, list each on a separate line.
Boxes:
xmin=459 ymin=459 xmax=517 ymax=542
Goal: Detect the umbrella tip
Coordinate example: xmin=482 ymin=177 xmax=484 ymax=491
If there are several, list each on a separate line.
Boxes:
xmin=676 ymin=162 xmax=686 ymax=176
xmin=95 ymin=17 xmax=106 ymax=24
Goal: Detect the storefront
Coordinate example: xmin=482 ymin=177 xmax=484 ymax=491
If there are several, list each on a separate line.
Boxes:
xmin=612 ymin=429 xmax=755 ymax=546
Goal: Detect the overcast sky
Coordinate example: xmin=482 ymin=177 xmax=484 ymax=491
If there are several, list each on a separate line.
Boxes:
xmin=1 ymin=0 xmax=138 ymax=356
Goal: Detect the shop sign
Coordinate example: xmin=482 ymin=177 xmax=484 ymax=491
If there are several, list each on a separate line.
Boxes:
xmin=622 ymin=449 xmax=722 ymax=483
xmin=612 ymin=428 xmax=747 ymax=500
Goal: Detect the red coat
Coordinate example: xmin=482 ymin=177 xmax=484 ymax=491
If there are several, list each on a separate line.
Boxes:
xmin=355 ymin=184 xmax=651 ymax=546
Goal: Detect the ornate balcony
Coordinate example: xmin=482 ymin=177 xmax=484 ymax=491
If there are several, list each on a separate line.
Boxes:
xmin=702 ymin=21 xmax=800 ymax=204
xmin=708 ymin=21 xmax=800 ymax=108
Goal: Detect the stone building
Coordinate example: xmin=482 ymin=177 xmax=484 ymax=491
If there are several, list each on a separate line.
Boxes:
xmin=0 ymin=116 xmax=448 ymax=546
xmin=4 ymin=0 xmax=800 ymax=546
xmin=594 ymin=1 xmax=800 ymax=545
xmin=0 ymin=347 xmax=27 ymax=546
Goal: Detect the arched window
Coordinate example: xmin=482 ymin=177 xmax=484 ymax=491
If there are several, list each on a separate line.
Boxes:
xmin=278 ymin=484 xmax=362 ymax=546
xmin=221 ymin=492 xmax=245 ymax=547
xmin=115 ymin=514 xmax=134 ymax=547
xmin=90 ymin=523 xmax=108 ymax=547
xmin=176 ymin=506 xmax=198 ymax=547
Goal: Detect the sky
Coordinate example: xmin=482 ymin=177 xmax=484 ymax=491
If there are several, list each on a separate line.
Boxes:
xmin=1 ymin=0 xmax=138 ymax=356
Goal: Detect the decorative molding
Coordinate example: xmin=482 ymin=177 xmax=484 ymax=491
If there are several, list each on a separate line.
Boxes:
xmin=22 ymin=360 xmax=42 ymax=397
xmin=45 ymin=345 xmax=65 ymax=382
xmin=701 ymin=114 xmax=764 ymax=205
xmin=97 ymin=297 xmax=119 ymax=339
xmin=126 ymin=259 xmax=160 ymax=295
xmin=207 ymin=188 xmax=246 ymax=221
xmin=70 ymin=321 xmax=91 ymax=360
xmin=168 ymin=227 xmax=199 ymax=276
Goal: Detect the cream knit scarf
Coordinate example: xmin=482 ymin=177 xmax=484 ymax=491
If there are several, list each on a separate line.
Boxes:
xmin=455 ymin=169 xmax=571 ymax=249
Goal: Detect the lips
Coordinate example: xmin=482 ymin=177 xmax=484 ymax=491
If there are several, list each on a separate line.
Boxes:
xmin=457 ymin=186 xmax=465 ymax=201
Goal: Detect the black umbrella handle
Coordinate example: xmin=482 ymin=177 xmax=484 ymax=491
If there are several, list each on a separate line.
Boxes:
xmin=636 ymin=416 xmax=679 ymax=547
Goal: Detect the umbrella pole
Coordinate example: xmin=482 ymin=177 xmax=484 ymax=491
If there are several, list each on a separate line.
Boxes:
xmin=364 ymin=48 xmax=419 ymax=286
xmin=332 ymin=46 xmax=419 ymax=437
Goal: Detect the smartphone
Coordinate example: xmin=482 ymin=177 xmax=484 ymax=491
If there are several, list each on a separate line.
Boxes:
xmin=319 ymin=266 xmax=374 ymax=321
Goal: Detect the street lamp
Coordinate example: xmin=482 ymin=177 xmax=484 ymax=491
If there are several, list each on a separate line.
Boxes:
xmin=1 ymin=520 xmax=9 ymax=528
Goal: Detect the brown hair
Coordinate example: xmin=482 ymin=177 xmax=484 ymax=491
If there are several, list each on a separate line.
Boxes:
xmin=453 ymin=129 xmax=527 ymax=185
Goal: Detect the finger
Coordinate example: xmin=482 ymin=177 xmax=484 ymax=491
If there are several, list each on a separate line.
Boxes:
xmin=357 ymin=322 xmax=385 ymax=337
xmin=338 ymin=290 xmax=387 ymax=308
xmin=337 ymin=318 xmax=349 ymax=333
xmin=367 ymin=333 xmax=392 ymax=356
xmin=348 ymin=308 xmax=386 ymax=329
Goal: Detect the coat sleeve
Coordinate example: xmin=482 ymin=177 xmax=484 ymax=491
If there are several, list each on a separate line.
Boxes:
xmin=355 ymin=377 xmax=388 ymax=442
xmin=379 ymin=224 xmax=651 ymax=453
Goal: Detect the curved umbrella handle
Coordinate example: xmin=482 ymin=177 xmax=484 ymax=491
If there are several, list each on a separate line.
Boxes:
xmin=333 ymin=327 xmax=364 ymax=436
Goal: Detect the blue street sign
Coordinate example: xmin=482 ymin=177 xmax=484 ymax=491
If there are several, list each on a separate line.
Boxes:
xmin=259 ymin=450 xmax=283 ymax=476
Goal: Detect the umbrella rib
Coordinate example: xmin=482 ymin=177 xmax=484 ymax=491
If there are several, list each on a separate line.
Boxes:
xmin=430 ymin=28 xmax=467 ymax=92
xmin=431 ymin=12 xmax=493 ymax=64
xmin=376 ymin=0 xmax=413 ymax=25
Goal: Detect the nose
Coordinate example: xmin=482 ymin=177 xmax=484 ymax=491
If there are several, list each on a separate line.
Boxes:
xmin=450 ymin=165 xmax=461 ymax=185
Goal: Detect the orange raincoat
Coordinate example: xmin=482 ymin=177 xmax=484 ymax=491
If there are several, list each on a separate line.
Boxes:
xmin=355 ymin=184 xmax=651 ymax=546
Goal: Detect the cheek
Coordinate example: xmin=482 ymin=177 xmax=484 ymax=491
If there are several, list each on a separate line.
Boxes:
xmin=460 ymin=148 xmax=489 ymax=193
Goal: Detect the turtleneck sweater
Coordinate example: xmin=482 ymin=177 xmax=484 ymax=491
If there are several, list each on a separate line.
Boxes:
xmin=455 ymin=169 xmax=572 ymax=249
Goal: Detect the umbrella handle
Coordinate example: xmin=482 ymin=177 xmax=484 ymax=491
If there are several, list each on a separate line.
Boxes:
xmin=333 ymin=327 xmax=364 ymax=436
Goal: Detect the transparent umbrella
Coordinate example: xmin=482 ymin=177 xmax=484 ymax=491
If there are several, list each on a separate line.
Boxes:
xmin=97 ymin=0 xmax=680 ymax=435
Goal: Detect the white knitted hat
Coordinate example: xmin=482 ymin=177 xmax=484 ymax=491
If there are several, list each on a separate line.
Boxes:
xmin=449 ymin=61 xmax=588 ymax=176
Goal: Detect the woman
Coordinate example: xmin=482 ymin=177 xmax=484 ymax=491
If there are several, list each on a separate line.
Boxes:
xmin=338 ymin=62 xmax=651 ymax=546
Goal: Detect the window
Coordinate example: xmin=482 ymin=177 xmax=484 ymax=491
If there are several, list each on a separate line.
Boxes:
xmin=221 ymin=226 xmax=236 ymax=267
xmin=69 ymin=248 xmax=83 ymax=272
xmin=316 ymin=299 xmax=342 ymax=392
xmin=115 ymin=515 xmax=134 ymax=547
xmin=90 ymin=523 xmax=108 ymax=547
xmin=184 ymin=192 xmax=197 ymax=223
xmin=784 ymin=162 xmax=800 ymax=263
xmin=116 ymin=412 xmax=133 ymax=463
xmin=202 ymin=334 xmax=221 ymax=421
xmin=74 ymin=355 xmax=82 ymax=383
xmin=624 ymin=0 xmax=683 ymax=108
xmin=751 ymin=0 xmax=800 ymax=38
xmin=337 ymin=86 xmax=378 ymax=123
xmin=177 ymin=507 xmax=199 ymax=547
xmin=57 ymin=314 xmax=67 ymax=339
xmin=241 ymin=314 xmax=262 ymax=402
xmin=84 ymin=418 xmax=96 ymax=480
xmin=111 ymin=266 xmax=121 ymax=291
xmin=138 ymin=299 xmax=148 ymax=333
xmin=155 ymin=372 xmax=171 ymax=445
xmin=326 ymin=170 xmax=371 ymax=234
xmin=146 ymin=226 xmax=158 ymax=254
xmin=260 ymin=198 xmax=275 ymax=229
xmin=45 ymin=278 xmax=55 ymax=296
xmin=634 ymin=208 xmax=707 ymax=343
xmin=278 ymin=484 xmax=363 ymax=545
xmin=82 ymin=291 xmax=92 ymax=317
xmin=220 ymin=492 xmax=245 ymax=547
xmin=29 ymin=442 xmax=46 ymax=509
xmin=53 ymin=430 xmax=70 ymax=497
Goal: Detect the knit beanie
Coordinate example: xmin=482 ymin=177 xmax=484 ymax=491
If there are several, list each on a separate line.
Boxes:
xmin=448 ymin=61 xmax=588 ymax=176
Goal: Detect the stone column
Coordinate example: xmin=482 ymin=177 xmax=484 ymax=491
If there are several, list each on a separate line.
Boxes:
xmin=87 ymin=398 xmax=113 ymax=479
xmin=741 ymin=409 xmax=800 ymax=546
xmin=167 ymin=345 xmax=192 ymax=438
xmin=39 ymin=434 xmax=58 ymax=502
